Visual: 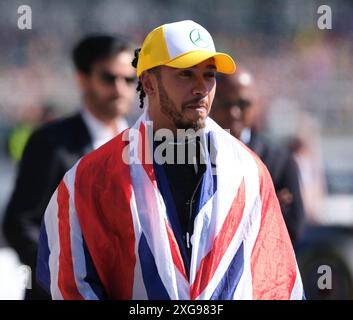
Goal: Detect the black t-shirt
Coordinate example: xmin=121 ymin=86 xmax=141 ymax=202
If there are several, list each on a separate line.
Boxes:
xmin=154 ymin=136 xmax=206 ymax=259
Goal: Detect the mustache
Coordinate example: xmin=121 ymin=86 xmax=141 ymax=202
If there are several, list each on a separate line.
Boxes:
xmin=182 ymin=97 xmax=209 ymax=110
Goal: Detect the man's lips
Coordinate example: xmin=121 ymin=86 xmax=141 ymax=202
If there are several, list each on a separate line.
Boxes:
xmin=185 ymin=104 xmax=208 ymax=110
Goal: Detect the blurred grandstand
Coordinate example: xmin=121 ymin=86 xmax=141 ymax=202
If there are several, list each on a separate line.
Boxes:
xmin=0 ymin=0 xmax=352 ymax=299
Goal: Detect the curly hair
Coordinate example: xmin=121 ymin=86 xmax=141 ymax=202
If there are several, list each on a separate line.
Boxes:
xmin=131 ymin=48 xmax=146 ymax=109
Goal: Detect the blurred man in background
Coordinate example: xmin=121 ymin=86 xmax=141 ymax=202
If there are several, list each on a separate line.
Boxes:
xmin=2 ymin=34 xmax=136 ymax=299
xmin=211 ymin=68 xmax=305 ymax=244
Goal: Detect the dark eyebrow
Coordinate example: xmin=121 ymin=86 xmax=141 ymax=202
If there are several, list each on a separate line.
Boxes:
xmin=205 ymin=65 xmax=217 ymax=70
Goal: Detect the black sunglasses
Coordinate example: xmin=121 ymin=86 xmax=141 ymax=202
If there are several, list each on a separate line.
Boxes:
xmin=99 ymin=71 xmax=137 ymax=85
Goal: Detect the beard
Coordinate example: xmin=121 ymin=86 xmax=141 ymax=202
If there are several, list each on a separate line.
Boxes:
xmin=156 ymin=78 xmax=207 ymax=131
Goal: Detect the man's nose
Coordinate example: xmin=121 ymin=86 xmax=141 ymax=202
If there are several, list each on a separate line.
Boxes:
xmin=111 ymin=75 xmax=132 ymax=94
xmin=192 ymin=78 xmax=210 ymax=96
xmin=229 ymin=105 xmax=242 ymax=120
xmin=112 ymin=77 xmax=125 ymax=92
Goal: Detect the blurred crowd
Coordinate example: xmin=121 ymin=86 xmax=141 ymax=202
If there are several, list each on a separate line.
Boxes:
xmin=0 ymin=0 xmax=353 ymax=300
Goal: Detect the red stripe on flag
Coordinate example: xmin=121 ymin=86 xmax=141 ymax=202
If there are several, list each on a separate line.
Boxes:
xmin=250 ymin=153 xmax=297 ymax=299
xmin=57 ymin=180 xmax=84 ymax=300
xmin=164 ymin=219 xmax=188 ymax=281
xmin=139 ymin=123 xmax=158 ymax=189
xmin=75 ymin=133 xmax=136 ymax=299
xmin=190 ymin=178 xmax=246 ymax=300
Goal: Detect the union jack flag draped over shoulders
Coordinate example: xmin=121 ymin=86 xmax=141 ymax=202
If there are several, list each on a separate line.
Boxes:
xmin=37 ymin=110 xmax=304 ymax=300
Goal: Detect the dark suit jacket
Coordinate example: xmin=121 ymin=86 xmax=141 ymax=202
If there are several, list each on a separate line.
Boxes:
xmin=2 ymin=112 xmax=93 ymax=298
xmin=247 ymin=131 xmax=305 ymax=243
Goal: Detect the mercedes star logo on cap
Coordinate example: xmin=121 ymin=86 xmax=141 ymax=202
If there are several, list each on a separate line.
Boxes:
xmin=189 ymin=28 xmax=209 ymax=48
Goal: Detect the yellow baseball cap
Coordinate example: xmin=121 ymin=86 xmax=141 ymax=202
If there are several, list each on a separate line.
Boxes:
xmin=136 ymin=20 xmax=236 ymax=77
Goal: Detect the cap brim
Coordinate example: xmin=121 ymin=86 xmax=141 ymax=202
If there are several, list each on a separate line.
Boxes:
xmin=165 ymin=50 xmax=236 ymax=74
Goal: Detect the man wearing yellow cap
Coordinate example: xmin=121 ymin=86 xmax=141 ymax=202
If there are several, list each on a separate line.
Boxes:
xmin=36 ymin=20 xmax=304 ymax=300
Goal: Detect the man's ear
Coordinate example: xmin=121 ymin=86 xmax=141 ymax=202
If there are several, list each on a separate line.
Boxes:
xmin=140 ymin=71 xmax=157 ymax=96
xmin=75 ymin=71 xmax=89 ymax=91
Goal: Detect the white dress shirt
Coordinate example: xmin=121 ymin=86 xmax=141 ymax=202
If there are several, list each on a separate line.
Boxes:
xmin=240 ymin=127 xmax=252 ymax=145
xmin=81 ymin=108 xmax=129 ymax=150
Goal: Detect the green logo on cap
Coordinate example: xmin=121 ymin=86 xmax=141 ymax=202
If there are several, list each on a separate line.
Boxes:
xmin=189 ymin=28 xmax=209 ymax=48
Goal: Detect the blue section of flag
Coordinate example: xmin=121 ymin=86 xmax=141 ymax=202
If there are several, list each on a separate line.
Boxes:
xmin=210 ymin=242 xmax=244 ymax=300
xmin=82 ymin=236 xmax=108 ymax=299
xmin=138 ymin=233 xmax=171 ymax=300
xmin=153 ymin=159 xmax=191 ymax=275
xmin=36 ymin=220 xmax=51 ymax=294
xmin=195 ymin=132 xmax=217 ymax=218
